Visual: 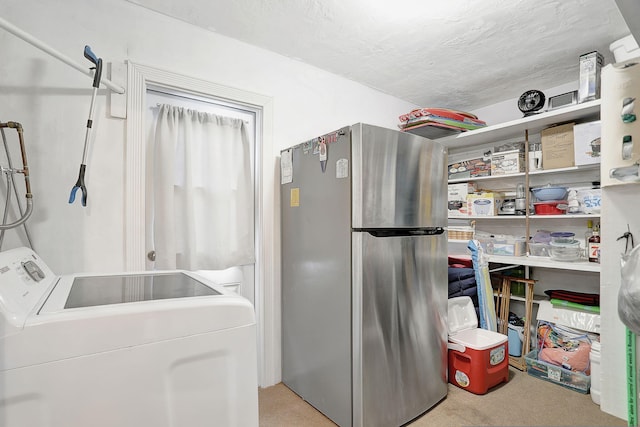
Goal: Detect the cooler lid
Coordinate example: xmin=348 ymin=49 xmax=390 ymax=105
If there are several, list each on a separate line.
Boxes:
xmin=449 ymin=327 xmax=508 ymax=350
xmin=448 ymin=296 xmax=478 ymax=335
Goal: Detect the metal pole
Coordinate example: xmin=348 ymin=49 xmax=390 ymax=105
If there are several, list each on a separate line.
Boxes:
xmin=0 ymin=16 xmax=125 ymax=94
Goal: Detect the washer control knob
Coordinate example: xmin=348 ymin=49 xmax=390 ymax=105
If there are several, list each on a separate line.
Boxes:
xmin=22 ymin=260 xmax=45 ymax=282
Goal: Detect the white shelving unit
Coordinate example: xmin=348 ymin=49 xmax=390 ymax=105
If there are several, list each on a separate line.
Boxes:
xmin=438 ymin=101 xmax=603 ymax=371
xmin=438 ymin=100 xmax=602 ymax=274
xmin=448 ymin=165 xmax=598 ymax=184
xmin=435 ymin=101 xmax=603 ymax=371
xmin=437 ymin=100 xmax=601 ymax=149
xmin=449 ymin=252 xmax=601 ymax=273
xmin=485 ymin=255 xmax=600 ymax=272
xmin=450 ymin=214 xmax=601 ymax=220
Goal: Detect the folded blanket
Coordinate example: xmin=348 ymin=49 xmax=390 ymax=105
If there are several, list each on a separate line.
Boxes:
xmin=448 ymin=267 xmax=475 ymax=283
xmin=544 ymin=289 xmax=599 ymax=306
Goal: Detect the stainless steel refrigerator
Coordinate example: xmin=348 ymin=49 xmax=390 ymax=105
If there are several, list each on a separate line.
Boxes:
xmin=280 ymin=123 xmax=448 ymax=427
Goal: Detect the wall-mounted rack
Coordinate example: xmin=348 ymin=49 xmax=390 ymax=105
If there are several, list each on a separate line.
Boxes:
xmin=0 ymin=16 xmax=125 ymax=94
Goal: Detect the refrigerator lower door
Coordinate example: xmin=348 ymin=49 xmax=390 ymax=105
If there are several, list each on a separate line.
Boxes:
xmin=352 ymin=231 xmax=448 ymax=427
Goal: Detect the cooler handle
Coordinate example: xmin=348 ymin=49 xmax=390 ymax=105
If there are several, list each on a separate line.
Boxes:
xmin=448 ymin=342 xmax=467 ymax=353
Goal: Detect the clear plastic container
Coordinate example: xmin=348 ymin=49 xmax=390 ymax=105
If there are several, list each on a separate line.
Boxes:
xmin=525 ymin=350 xmax=590 ymax=393
xmin=528 ymin=242 xmax=551 ymax=257
xmin=492 ymin=236 xmax=526 ymax=256
xmin=532 ymin=230 xmax=552 ymax=243
xmin=550 ymin=232 xmax=576 ymax=244
xmin=550 ymin=239 xmax=581 ymax=261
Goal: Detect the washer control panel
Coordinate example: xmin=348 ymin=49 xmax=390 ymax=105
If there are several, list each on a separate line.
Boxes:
xmin=0 ymin=247 xmax=56 ymax=336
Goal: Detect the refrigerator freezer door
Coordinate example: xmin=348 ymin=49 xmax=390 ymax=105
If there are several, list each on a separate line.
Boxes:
xmin=280 ymin=128 xmax=353 ymax=427
xmin=351 ymin=123 xmax=448 ymax=228
xmin=352 ymin=231 xmax=448 ymax=427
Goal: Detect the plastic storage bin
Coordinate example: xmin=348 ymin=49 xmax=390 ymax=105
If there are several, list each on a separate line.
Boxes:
xmin=447 ymin=296 xmax=509 ymax=395
xmin=528 ymin=242 xmax=551 ymax=257
xmin=524 ymin=350 xmax=590 ymax=394
xmin=492 ymin=237 xmax=526 ymax=256
xmin=550 ymin=240 xmax=581 ymax=262
xmin=477 ymin=235 xmax=526 ymax=256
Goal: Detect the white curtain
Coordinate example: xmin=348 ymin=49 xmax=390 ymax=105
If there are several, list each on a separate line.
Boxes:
xmin=151 ymin=104 xmax=254 ymax=270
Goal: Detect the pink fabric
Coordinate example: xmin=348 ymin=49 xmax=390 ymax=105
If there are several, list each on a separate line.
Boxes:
xmin=539 ymin=342 xmax=591 ymax=374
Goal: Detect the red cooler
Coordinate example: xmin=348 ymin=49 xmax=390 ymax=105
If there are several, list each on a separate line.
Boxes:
xmin=447 ymin=296 xmax=509 ymax=394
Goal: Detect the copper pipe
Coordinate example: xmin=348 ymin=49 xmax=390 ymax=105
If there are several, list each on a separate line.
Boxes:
xmin=0 ymin=121 xmax=33 ymax=229
xmin=0 ymin=121 xmax=32 ymax=197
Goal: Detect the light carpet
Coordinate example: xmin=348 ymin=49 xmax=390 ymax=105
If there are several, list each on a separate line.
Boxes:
xmin=258 ymin=368 xmax=626 ymax=427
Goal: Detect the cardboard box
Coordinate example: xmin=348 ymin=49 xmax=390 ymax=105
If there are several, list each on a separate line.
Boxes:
xmin=467 ymin=192 xmax=504 ymax=216
xmin=491 ymin=149 xmax=525 ymax=175
xmin=448 ymin=183 xmax=473 ymax=217
xmin=448 ymin=156 xmax=491 ymax=180
xmin=573 ymin=121 xmax=601 ymax=166
xmin=541 ymin=123 xmax=575 ymax=170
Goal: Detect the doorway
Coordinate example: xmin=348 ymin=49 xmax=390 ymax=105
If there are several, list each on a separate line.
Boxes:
xmin=125 ymin=62 xmax=279 ymax=387
xmin=145 ymin=88 xmax=257 ymax=305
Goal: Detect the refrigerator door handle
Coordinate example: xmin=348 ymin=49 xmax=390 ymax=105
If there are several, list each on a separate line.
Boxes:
xmin=356 ymin=227 xmax=445 ymax=237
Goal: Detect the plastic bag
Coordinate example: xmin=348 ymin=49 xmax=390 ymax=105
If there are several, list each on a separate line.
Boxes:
xmin=619 ymin=243 xmax=640 ymax=334
xmin=536 ymin=320 xmax=594 ymax=374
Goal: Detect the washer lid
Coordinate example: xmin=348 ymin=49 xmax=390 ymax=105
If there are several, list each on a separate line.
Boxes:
xmin=448 ymin=296 xmax=478 ymax=335
xmin=63 ymin=272 xmax=220 ymax=309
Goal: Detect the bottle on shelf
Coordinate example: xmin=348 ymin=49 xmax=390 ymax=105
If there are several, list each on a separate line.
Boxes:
xmin=584 ymin=219 xmax=593 ymax=252
xmin=588 ymin=222 xmax=601 ymax=263
xmin=528 ymin=142 xmax=543 ymax=171
xmin=515 ymin=183 xmax=526 ymax=215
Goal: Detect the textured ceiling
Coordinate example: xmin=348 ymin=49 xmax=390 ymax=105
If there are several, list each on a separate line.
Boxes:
xmin=126 ymin=0 xmax=630 ymax=112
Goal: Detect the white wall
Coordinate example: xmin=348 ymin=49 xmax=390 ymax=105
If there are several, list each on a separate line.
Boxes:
xmin=601 ymin=186 xmax=636 ymax=419
xmin=599 ymin=61 xmax=640 ymax=420
xmin=0 ymin=0 xmax=418 ymax=274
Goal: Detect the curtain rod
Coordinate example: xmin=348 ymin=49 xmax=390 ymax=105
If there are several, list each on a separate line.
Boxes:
xmin=0 ymin=16 xmax=125 ymax=94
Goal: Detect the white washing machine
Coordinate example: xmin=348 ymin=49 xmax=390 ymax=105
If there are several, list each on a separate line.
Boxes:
xmin=0 ymin=247 xmax=258 ymax=427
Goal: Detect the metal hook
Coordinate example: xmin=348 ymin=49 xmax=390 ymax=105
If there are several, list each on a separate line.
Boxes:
xmin=617 ymin=224 xmax=635 ymax=255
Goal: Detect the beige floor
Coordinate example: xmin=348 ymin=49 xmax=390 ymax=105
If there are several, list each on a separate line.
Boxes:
xmin=259 ymin=368 xmax=626 ymax=427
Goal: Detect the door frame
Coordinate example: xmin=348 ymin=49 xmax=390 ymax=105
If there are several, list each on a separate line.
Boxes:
xmin=125 ymin=61 xmax=279 ymax=387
